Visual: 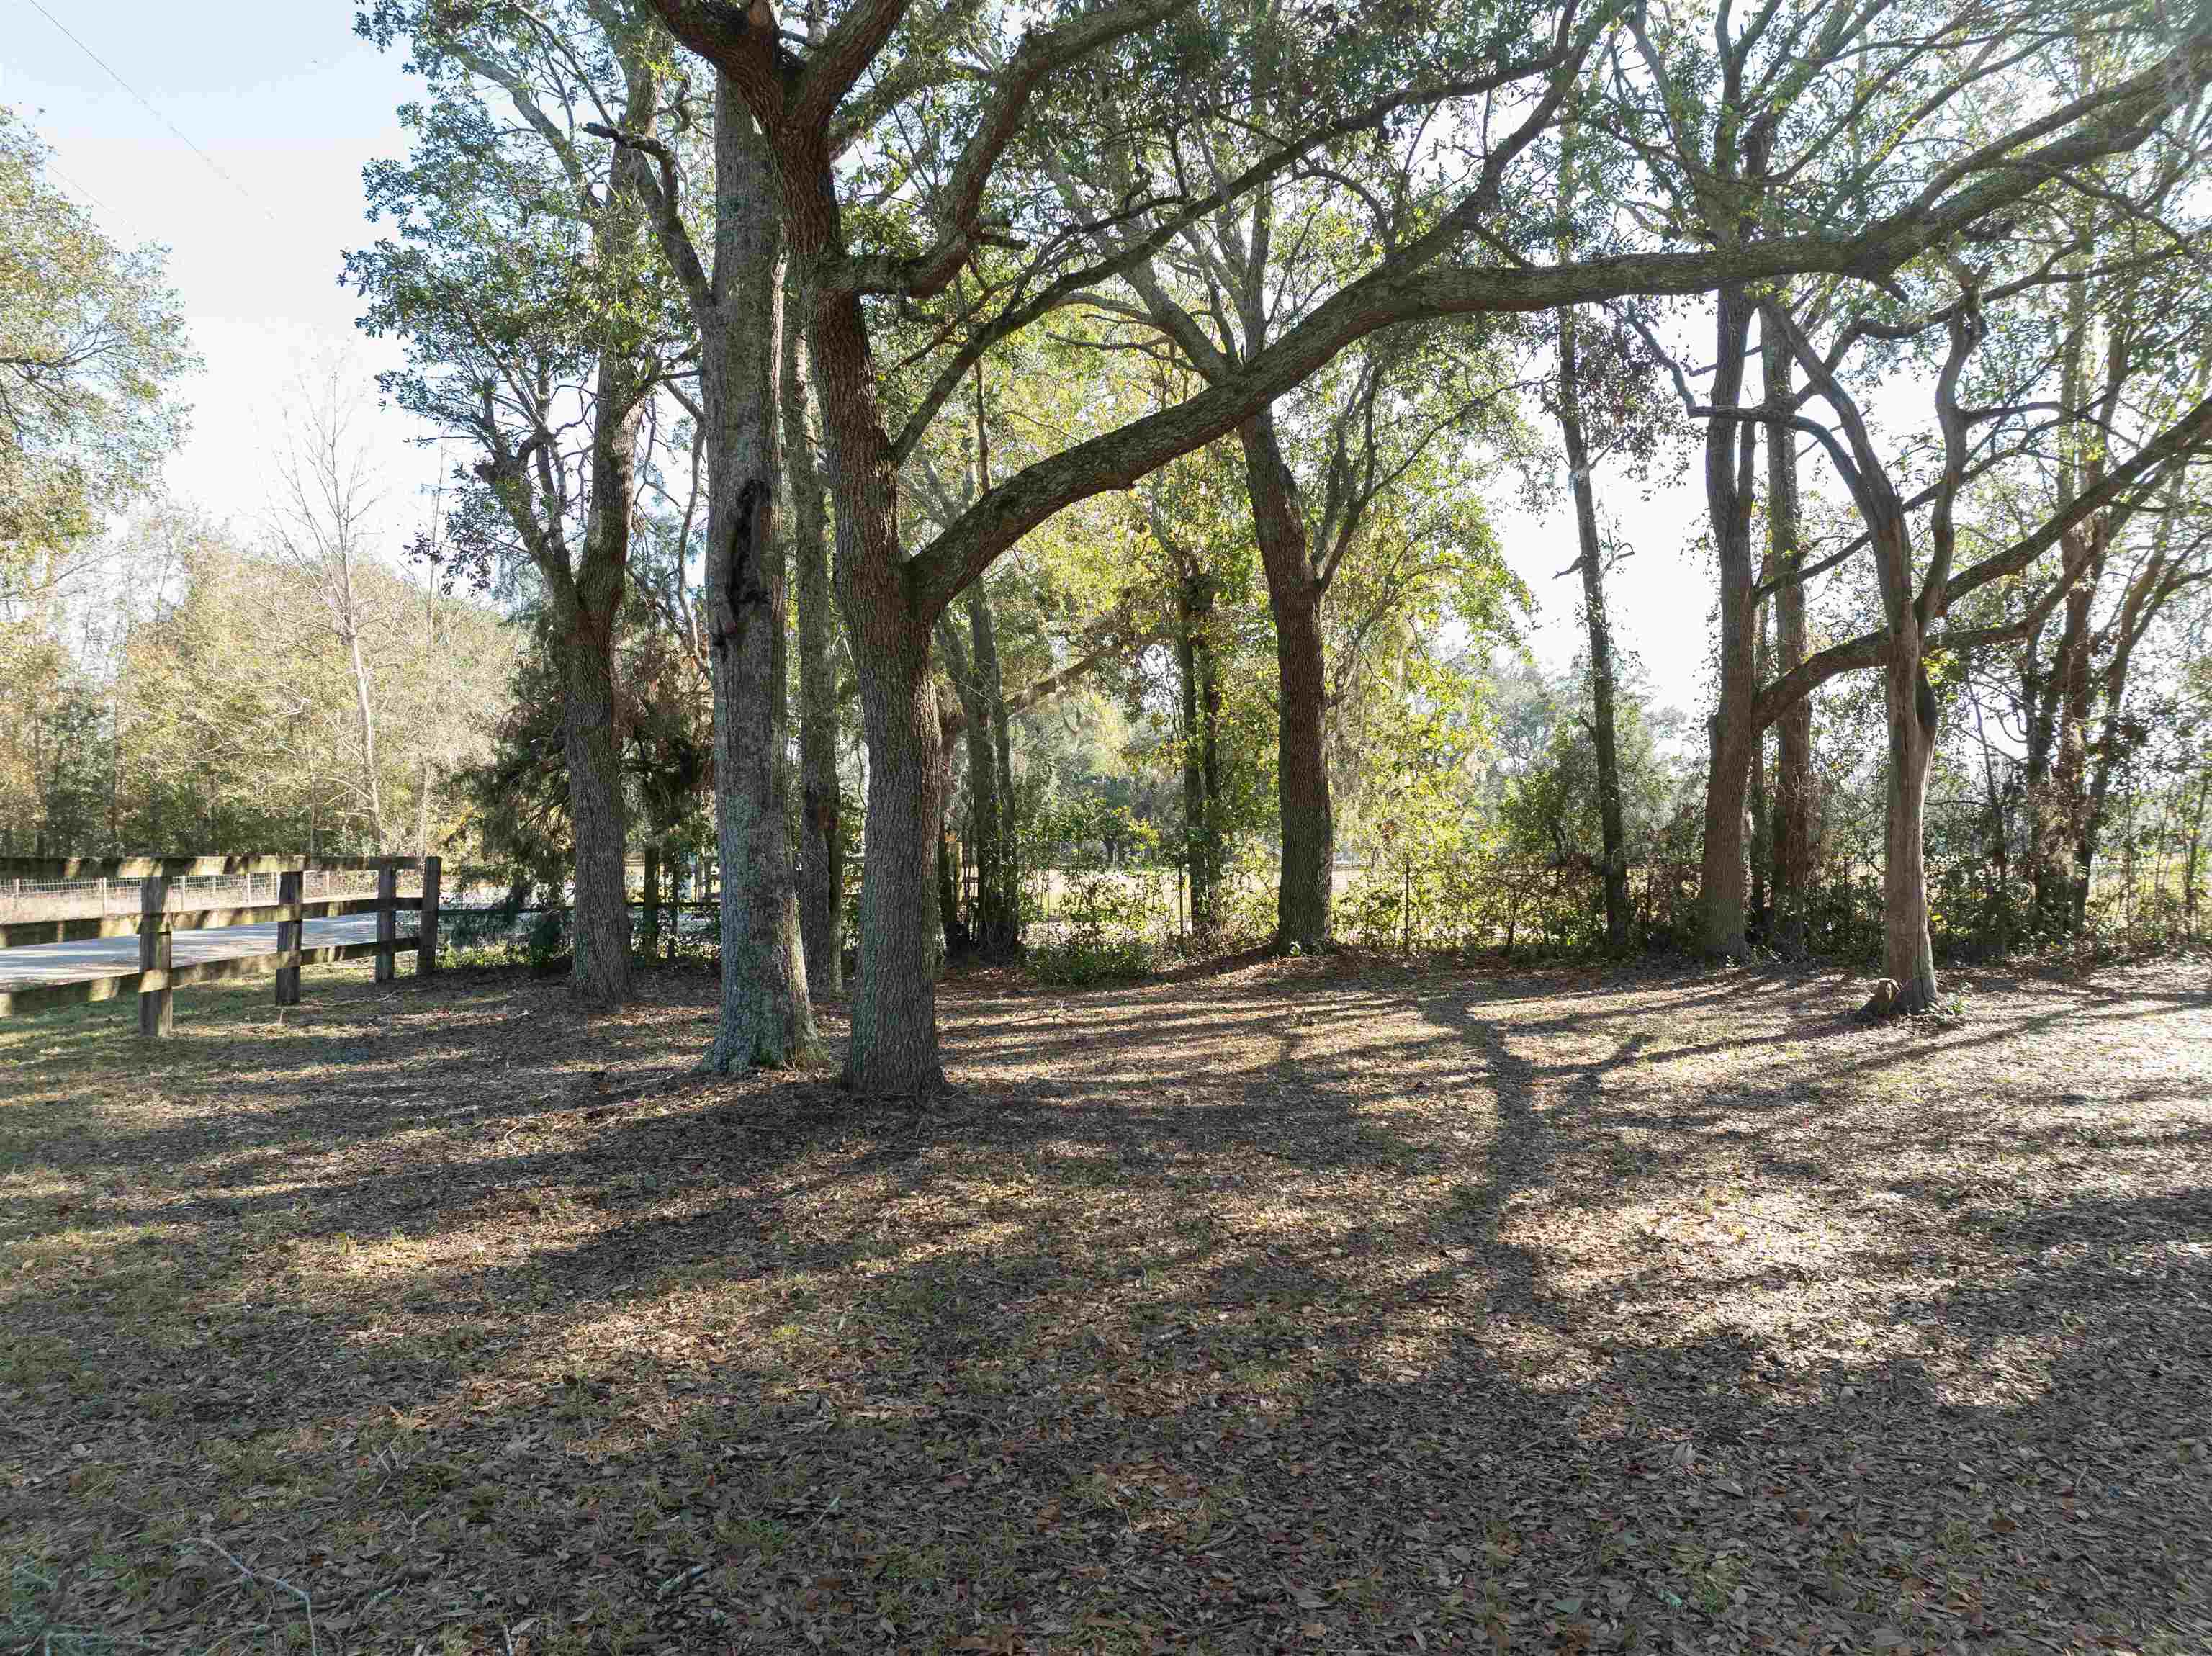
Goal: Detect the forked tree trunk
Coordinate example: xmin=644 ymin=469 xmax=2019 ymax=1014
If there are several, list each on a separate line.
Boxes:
xmin=701 ymin=89 xmax=814 ymax=1071
xmin=555 ymin=340 xmax=645 ymax=1010
xmin=1766 ymin=329 xmax=1815 ymax=951
xmin=1699 ymin=288 xmax=1759 ymax=959
xmin=787 ymin=311 xmax=845 ymax=996
xmin=1240 ymin=411 xmax=1332 ymax=952
xmin=1557 ymin=302 xmax=1629 ymax=951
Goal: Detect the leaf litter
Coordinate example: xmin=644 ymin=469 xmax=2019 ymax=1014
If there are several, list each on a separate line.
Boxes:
xmin=0 ymin=953 xmax=2208 ymax=1653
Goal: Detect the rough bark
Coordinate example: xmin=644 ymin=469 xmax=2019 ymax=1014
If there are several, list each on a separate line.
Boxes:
xmin=698 ymin=84 xmax=814 ymax=1070
xmin=786 ymin=302 xmax=845 ymax=996
xmin=1557 ymin=302 xmax=1629 ymax=950
xmin=555 ymin=341 xmax=642 ymax=1010
xmin=642 ymin=0 xmax=2212 ymax=1090
xmin=1882 ymin=625 xmax=1942 ymax=1010
xmin=1240 ymin=411 xmax=1334 ymax=952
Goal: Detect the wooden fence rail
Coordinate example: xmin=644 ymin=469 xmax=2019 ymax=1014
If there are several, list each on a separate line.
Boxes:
xmin=0 ymin=855 xmax=440 ymax=1034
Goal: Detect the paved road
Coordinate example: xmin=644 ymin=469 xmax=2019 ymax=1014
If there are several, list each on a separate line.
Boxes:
xmin=0 ymin=914 xmax=397 ymax=989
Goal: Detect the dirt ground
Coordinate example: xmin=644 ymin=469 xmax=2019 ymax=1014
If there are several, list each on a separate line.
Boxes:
xmin=2 ymin=951 xmax=2208 ymax=1655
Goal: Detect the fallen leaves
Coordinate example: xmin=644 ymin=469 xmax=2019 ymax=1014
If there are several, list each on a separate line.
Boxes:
xmin=2 ymin=957 xmax=2211 ymax=1653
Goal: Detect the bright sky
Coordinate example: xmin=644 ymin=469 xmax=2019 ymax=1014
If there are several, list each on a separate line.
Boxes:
xmin=4 ymin=0 xmax=1716 ymax=709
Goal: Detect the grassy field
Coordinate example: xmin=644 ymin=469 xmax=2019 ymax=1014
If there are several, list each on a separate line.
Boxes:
xmin=2 ymin=950 xmax=2208 ymax=1654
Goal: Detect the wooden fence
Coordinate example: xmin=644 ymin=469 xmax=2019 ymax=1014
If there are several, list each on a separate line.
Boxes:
xmin=0 ymin=855 xmax=441 ymax=1034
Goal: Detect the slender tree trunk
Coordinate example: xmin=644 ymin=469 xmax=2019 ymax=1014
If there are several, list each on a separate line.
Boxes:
xmin=1699 ymin=287 xmax=1759 ymax=958
xmin=1884 ymin=620 xmax=1941 ymax=1010
xmin=1557 ymin=302 xmax=1629 ymax=951
xmin=2049 ymin=582 xmax=2095 ymax=930
xmin=1197 ymin=606 xmax=1223 ymax=922
xmin=1766 ymin=328 xmax=1815 ymax=951
xmin=963 ymin=587 xmax=1020 ymax=958
xmin=343 ymin=621 xmax=387 ymax=850
xmin=1750 ymin=593 xmax=1771 ymax=931
xmin=700 ymin=86 xmax=814 ymax=1071
xmin=415 ymin=755 xmax=435 ymax=861
xmin=787 ymin=308 xmax=844 ymax=996
xmin=2185 ymin=772 xmax=2209 ymax=919
xmin=986 ymin=624 xmax=1019 ymax=949
xmin=1177 ymin=601 xmax=1211 ymax=932
xmin=1239 ymin=411 xmax=1332 ymax=952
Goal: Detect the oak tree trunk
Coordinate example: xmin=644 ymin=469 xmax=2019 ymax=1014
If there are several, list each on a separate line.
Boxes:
xmin=700 ymin=86 xmax=814 ymax=1071
xmin=786 ymin=309 xmax=845 ymax=996
xmin=1883 ymin=631 xmax=1941 ymax=1011
xmin=555 ymin=339 xmax=644 ymax=1010
xmin=1239 ymin=411 xmax=1332 ymax=952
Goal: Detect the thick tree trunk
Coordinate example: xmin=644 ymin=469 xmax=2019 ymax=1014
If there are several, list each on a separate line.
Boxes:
xmin=700 ymin=86 xmax=814 ymax=1071
xmin=548 ymin=334 xmax=647 ymax=1010
xmin=552 ymin=600 xmax=634 ymax=1008
xmin=845 ymin=623 xmax=945 ymax=1092
xmin=1766 ymin=330 xmax=1815 ymax=951
xmin=1557 ymin=303 xmax=1629 ymax=951
xmin=1699 ymin=288 xmax=1759 ymax=958
xmin=1238 ymin=411 xmax=1332 ymax=952
xmin=787 ymin=310 xmax=845 ymax=996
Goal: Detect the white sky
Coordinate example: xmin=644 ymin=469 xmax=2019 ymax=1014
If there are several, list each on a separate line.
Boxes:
xmin=4 ymin=0 xmax=1717 ymax=708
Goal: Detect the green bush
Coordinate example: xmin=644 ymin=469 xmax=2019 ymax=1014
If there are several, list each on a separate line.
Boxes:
xmin=1029 ymin=869 xmax=1167 ymax=986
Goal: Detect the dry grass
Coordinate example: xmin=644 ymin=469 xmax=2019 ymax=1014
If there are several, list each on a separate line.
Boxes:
xmin=2 ymin=950 xmax=2209 ymax=1655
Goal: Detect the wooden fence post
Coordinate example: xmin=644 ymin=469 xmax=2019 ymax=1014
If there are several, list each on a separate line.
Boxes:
xmin=643 ymin=842 xmax=661 ymax=960
xmin=375 ymin=861 xmax=397 ymax=984
xmin=420 ymin=855 xmax=441 ymax=977
xmin=276 ymin=868 xmax=303 ymax=1006
xmin=138 ymin=875 xmax=173 ymax=1038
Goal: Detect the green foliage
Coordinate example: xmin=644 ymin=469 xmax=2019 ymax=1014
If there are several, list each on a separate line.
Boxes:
xmin=0 ymin=109 xmax=195 ymax=599
xmin=1027 ymin=801 xmax=1176 ymax=986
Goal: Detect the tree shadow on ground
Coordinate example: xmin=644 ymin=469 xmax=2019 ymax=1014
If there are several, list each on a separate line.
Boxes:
xmin=2 ymin=955 xmax=2208 ymax=1652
